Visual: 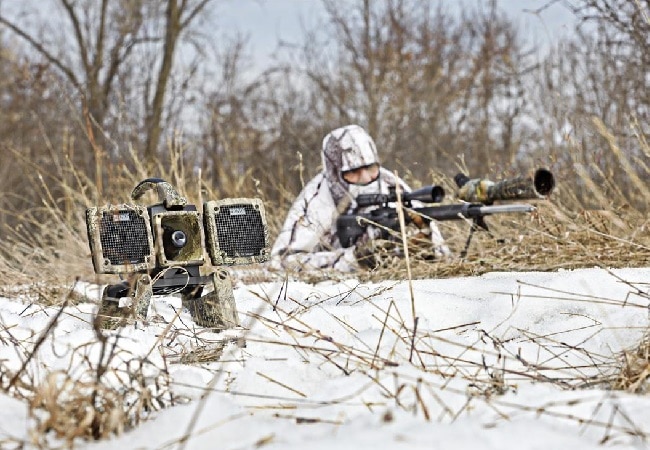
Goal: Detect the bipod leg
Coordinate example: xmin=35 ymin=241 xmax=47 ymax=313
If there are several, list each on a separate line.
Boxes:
xmin=184 ymin=269 xmax=240 ymax=331
xmin=460 ymin=217 xmax=491 ymax=259
xmin=460 ymin=225 xmax=477 ymax=259
xmin=475 ymin=216 xmax=507 ymax=245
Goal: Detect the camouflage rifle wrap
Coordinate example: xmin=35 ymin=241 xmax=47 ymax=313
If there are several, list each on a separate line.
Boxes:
xmin=182 ymin=270 xmax=240 ymax=329
xmin=131 ymin=178 xmax=188 ymax=208
xmin=456 ymin=168 xmax=555 ymax=204
xmin=337 ymin=170 xmax=551 ymax=258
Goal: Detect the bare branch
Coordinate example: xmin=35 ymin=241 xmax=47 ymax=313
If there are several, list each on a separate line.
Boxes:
xmin=0 ymin=15 xmax=82 ymax=91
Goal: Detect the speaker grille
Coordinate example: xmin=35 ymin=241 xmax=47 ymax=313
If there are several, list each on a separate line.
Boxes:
xmin=216 ymin=204 xmax=266 ymax=257
xmin=204 ymin=199 xmax=270 ymax=265
xmin=86 ymin=205 xmax=155 ymax=274
xmin=100 ymin=210 xmax=151 ymax=265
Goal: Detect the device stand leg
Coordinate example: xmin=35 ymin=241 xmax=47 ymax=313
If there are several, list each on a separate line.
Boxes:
xmin=95 ymin=274 xmax=152 ymax=330
xmin=183 ymin=269 xmax=240 ymax=330
xmin=132 ymin=273 xmax=153 ymax=320
xmin=95 ymin=288 xmax=124 ymax=330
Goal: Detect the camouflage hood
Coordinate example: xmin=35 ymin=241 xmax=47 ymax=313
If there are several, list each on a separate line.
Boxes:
xmin=321 ymin=125 xmax=380 ymax=207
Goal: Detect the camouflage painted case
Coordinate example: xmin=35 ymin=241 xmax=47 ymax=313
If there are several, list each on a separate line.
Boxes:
xmin=151 ymin=209 xmax=206 ymax=267
xmin=203 ymin=198 xmax=270 ymax=266
xmin=86 ymin=204 xmax=155 ymax=274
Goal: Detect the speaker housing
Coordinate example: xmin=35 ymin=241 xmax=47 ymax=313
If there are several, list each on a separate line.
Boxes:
xmin=86 ymin=204 xmax=155 ymax=274
xmin=150 ymin=206 xmax=205 ymax=268
xmin=203 ymin=198 xmax=270 ymax=266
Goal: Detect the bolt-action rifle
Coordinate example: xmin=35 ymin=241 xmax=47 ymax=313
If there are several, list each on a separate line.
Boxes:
xmin=336 ymin=168 xmax=555 ymax=257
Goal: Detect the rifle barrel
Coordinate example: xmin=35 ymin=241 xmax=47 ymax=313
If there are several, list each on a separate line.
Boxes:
xmin=413 ymin=203 xmax=535 ymax=221
xmin=477 ymin=204 xmax=536 ymax=215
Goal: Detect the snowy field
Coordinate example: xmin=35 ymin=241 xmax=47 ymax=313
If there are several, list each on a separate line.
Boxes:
xmin=1 ymin=267 xmax=650 ymax=449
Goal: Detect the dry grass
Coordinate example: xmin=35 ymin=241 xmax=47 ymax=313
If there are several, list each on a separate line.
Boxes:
xmin=228 ymin=275 xmax=650 ymax=443
xmin=0 ymin=121 xmax=648 ymax=445
xmin=0 ymin=299 xmax=174 ymax=448
xmin=278 ymin=200 xmax=650 ymax=285
xmin=612 ymin=332 xmax=650 ymax=393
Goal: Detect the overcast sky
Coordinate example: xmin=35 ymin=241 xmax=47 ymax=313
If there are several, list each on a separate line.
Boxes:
xmin=216 ymin=0 xmax=575 ymax=67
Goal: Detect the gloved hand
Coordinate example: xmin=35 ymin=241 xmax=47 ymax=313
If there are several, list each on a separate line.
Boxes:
xmin=403 ymin=222 xmax=451 ymax=260
xmin=429 ymin=221 xmax=451 ymax=258
xmin=333 ymin=246 xmax=360 ymax=272
xmin=351 ymin=228 xmax=379 ymax=269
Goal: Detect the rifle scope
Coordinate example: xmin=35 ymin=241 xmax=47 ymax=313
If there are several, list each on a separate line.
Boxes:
xmin=356 ymin=185 xmax=445 ymax=207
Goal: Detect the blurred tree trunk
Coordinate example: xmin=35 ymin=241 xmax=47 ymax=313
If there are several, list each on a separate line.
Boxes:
xmin=144 ymin=0 xmax=212 ymax=165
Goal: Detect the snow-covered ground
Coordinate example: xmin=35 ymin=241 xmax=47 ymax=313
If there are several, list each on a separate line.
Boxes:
xmin=1 ymin=267 xmax=649 ymax=449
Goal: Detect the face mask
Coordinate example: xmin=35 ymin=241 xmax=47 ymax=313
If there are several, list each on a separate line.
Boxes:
xmin=342 ymin=163 xmax=380 ymax=186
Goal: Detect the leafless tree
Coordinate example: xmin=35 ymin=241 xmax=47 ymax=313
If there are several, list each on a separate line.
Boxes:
xmin=266 ymin=0 xmax=538 ymax=181
xmin=0 ymin=0 xmax=213 ymax=179
xmin=532 ymin=0 xmax=649 ymax=209
xmin=143 ymin=0 xmax=213 ymax=163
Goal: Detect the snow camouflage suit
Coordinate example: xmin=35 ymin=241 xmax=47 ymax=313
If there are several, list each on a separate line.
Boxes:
xmin=271 ymin=124 xmax=449 ymax=272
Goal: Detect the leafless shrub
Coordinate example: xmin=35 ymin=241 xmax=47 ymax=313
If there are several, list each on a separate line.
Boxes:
xmin=0 ymin=287 xmax=175 ymax=446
